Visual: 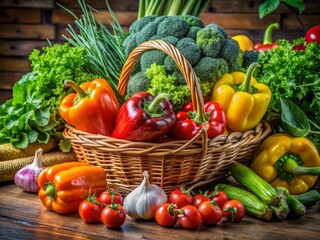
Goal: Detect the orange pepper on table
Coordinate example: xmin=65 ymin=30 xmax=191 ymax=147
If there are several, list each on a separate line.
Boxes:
xmin=37 ymin=162 xmax=107 ymax=214
xmin=59 ymin=78 xmax=120 ymax=136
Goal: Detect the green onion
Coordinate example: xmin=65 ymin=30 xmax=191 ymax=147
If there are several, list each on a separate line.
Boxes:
xmin=57 ymin=0 xmax=126 ymax=104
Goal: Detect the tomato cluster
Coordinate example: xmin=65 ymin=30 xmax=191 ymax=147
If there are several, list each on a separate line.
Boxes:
xmin=78 ymin=188 xmax=126 ymax=229
xmin=155 ymin=187 xmax=246 ymax=229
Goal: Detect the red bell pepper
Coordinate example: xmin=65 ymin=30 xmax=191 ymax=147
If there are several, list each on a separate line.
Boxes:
xmin=171 ymin=101 xmax=227 ymax=140
xmin=59 ymin=79 xmax=120 ymax=136
xmin=254 ymin=23 xmax=280 ymax=52
xmin=111 ymin=92 xmax=176 ymax=141
xmin=305 ymin=25 xmax=320 ymax=44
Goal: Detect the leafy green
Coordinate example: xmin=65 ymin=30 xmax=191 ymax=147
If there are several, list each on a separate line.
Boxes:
xmin=258 ymin=0 xmax=305 ymax=19
xmin=146 ymin=63 xmax=191 ymax=111
xmin=280 ymin=97 xmax=310 ymax=137
xmin=0 ymin=43 xmax=98 ymax=151
xmin=257 ymin=39 xmax=320 ymax=150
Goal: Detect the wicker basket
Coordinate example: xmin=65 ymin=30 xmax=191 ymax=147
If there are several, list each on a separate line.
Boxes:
xmin=63 ymin=40 xmax=271 ymax=195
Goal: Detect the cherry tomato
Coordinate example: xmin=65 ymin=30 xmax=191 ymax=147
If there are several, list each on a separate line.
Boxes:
xmin=101 ymin=204 xmax=126 ymax=228
xmin=169 ymin=188 xmax=193 ymax=208
xmin=155 ymin=203 xmax=179 ymax=227
xmin=178 ymin=205 xmax=202 ymax=229
xmin=222 ymin=200 xmax=246 ymax=222
xmin=198 ymin=200 xmax=222 ymax=225
xmin=210 ymin=190 xmax=229 ymax=209
xmin=193 ymin=193 xmax=210 ymax=208
xmin=99 ymin=188 xmax=123 ymax=205
xmin=79 ymin=197 xmax=103 ymax=223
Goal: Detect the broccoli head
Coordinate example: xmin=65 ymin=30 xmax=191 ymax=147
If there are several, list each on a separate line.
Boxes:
xmin=179 ymin=15 xmax=205 ymax=28
xmin=135 ymin=21 xmax=158 ymax=45
xmin=129 ymin=16 xmax=158 ymax=33
xmin=157 ymin=16 xmax=189 ymax=39
xmin=127 ymin=71 xmax=150 ymax=95
xmin=196 ymin=25 xmax=226 ymax=58
xmin=194 ymin=57 xmax=229 ymax=83
xmin=243 ymin=50 xmax=260 ymax=68
xmin=163 ymin=38 xmax=201 ymax=72
xmin=186 ymin=26 xmax=201 ymax=39
xmin=140 ymin=49 xmax=167 ymax=72
xmin=218 ymin=38 xmax=242 ymax=72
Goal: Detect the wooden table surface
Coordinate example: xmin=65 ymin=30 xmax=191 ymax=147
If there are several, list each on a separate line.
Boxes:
xmin=0 ymin=181 xmax=319 ymax=240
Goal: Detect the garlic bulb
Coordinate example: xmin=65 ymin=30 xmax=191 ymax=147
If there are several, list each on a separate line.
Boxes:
xmin=123 ymin=170 xmax=167 ymax=220
xmin=14 ymin=148 xmax=44 ymax=193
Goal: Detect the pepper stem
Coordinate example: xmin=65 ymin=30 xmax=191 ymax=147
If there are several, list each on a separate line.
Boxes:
xmin=283 ymin=159 xmax=320 ymax=175
xmin=144 ymin=93 xmax=171 ymax=118
xmin=263 ymin=23 xmax=280 ymax=44
xmin=64 ymin=80 xmax=87 ymax=99
xmin=44 ymin=182 xmax=57 ymax=200
xmin=239 ymin=62 xmax=260 ymax=92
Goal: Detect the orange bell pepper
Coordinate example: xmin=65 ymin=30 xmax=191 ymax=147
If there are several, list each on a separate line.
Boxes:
xmin=59 ymin=78 xmax=120 ymax=136
xmin=37 ymin=162 xmax=107 ymax=214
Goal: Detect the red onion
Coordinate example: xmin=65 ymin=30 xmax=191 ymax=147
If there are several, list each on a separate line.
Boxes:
xmin=14 ymin=148 xmax=44 ymax=193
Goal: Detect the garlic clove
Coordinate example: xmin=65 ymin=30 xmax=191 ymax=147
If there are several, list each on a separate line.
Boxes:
xmin=14 ymin=148 xmax=44 ymax=193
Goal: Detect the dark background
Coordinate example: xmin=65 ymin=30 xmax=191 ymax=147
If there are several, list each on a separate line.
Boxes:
xmin=0 ymin=0 xmax=319 ymax=104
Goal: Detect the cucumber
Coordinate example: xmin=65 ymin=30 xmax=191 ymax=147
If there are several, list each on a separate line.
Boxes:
xmin=216 ymin=184 xmax=273 ymax=221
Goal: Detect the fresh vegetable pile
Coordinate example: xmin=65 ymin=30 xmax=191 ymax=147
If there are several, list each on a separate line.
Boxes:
xmin=2 ymin=0 xmax=320 ymax=232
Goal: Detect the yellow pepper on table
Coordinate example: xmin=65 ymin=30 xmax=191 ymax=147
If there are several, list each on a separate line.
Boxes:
xmin=212 ymin=62 xmax=271 ymax=132
xmin=251 ymin=133 xmax=320 ymax=195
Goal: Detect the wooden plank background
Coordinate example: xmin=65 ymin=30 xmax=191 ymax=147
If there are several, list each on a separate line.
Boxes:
xmin=0 ymin=0 xmax=319 ymax=104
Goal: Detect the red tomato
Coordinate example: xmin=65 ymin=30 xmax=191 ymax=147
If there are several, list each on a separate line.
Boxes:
xmin=101 ymin=204 xmax=126 ymax=228
xmin=222 ymin=200 xmax=246 ymax=222
xmin=193 ymin=193 xmax=210 ymax=208
xmin=178 ymin=205 xmax=202 ymax=229
xmin=99 ymin=189 xmax=123 ymax=205
xmin=198 ymin=201 xmax=222 ymax=225
xmin=78 ymin=198 xmax=104 ymax=223
xmin=155 ymin=203 xmax=178 ymax=227
xmin=210 ymin=190 xmax=229 ymax=209
xmin=169 ymin=188 xmax=193 ymax=208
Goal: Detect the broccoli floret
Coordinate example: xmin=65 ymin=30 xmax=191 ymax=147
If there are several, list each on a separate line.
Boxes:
xmin=219 ymin=38 xmax=240 ymax=63
xmin=196 ymin=26 xmax=226 ymax=58
xmin=179 ymin=15 xmax=205 ymax=28
xmin=161 ymin=36 xmax=179 ymax=46
xmin=129 ymin=16 xmax=157 ymax=33
xmin=127 ymin=71 xmax=150 ymax=95
xmin=186 ymin=26 xmax=201 ymax=39
xmin=243 ymin=50 xmax=260 ymax=68
xmin=123 ymin=34 xmax=138 ymax=56
xmin=135 ymin=21 xmax=159 ymax=45
xmin=157 ymin=16 xmax=189 ymax=39
xmin=227 ymin=50 xmax=243 ymax=73
xmin=172 ymin=71 xmax=186 ymax=85
xmin=140 ymin=50 xmax=167 ymax=72
xmin=194 ymin=57 xmax=229 ymax=83
xmin=206 ymin=24 xmax=228 ymax=39
xmin=199 ymin=81 xmax=215 ymax=97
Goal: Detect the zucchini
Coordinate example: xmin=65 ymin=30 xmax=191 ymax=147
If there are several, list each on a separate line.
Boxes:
xmin=293 ymin=190 xmax=320 ymax=207
xmin=216 ymin=184 xmax=273 ymax=221
xmin=286 ymin=194 xmax=306 ymax=217
xmin=229 ymin=162 xmax=281 ymax=206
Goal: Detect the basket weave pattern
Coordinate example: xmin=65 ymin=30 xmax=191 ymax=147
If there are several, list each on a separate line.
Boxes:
xmin=63 ymin=40 xmax=271 ymax=195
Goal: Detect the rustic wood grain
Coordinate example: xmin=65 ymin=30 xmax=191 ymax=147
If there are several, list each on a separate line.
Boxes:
xmin=0 ymin=9 xmax=42 ymax=24
xmin=0 ymin=24 xmax=55 ymax=39
xmin=0 ymin=40 xmax=48 ymax=57
xmin=0 ymin=0 xmax=54 ymax=8
xmin=0 ymin=182 xmax=319 ymax=240
xmin=0 ymin=57 xmax=31 ymax=72
xmin=0 ymin=72 xmax=25 ymax=89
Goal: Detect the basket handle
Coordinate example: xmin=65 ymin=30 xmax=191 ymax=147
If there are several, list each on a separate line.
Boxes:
xmin=117 ymin=40 xmax=207 ymax=123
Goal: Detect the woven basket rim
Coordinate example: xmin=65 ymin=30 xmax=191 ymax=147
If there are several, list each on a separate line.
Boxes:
xmin=63 ymin=120 xmax=271 ymax=156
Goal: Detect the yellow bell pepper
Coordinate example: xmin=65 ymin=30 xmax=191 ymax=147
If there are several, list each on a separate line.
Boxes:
xmin=212 ymin=62 xmax=271 ymax=132
xmin=251 ymin=133 xmax=320 ymax=195
xmin=231 ymin=35 xmax=254 ymax=51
